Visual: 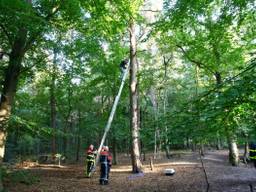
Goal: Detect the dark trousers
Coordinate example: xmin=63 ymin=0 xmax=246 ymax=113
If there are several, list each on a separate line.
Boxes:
xmin=107 ymin=165 xmax=111 ymax=179
xmin=100 ymin=162 xmax=109 ymax=184
xmin=253 ymin=160 xmax=256 ymax=168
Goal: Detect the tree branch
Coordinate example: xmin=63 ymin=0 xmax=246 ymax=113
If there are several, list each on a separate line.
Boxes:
xmin=140 ymin=9 xmax=161 ymax=13
xmin=20 ymin=56 xmax=45 ymax=74
xmin=176 ymin=44 xmax=215 ymax=75
xmin=196 ymin=60 xmax=256 ymax=101
xmin=24 ymin=4 xmax=61 ymax=52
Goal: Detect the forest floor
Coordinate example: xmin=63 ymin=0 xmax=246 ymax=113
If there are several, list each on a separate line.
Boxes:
xmin=5 ymin=150 xmax=256 ymax=192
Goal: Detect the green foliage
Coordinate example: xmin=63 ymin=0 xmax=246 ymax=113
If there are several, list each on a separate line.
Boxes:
xmin=2 ymin=0 xmax=256 ymax=164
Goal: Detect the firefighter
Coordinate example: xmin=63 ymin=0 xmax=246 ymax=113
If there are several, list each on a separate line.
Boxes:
xmin=105 ymin=146 xmax=112 ymax=180
xmin=99 ymin=146 xmax=112 ymax=185
xmin=249 ymin=142 xmax=256 ymax=168
xmin=85 ymin=144 xmax=97 ymax=177
xmin=119 ymin=59 xmax=129 ymax=80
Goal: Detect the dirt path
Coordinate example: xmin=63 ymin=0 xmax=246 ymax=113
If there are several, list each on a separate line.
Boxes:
xmin=202 ymin=150 xmax=256 ymax=192
xmin=5 ymin=150 xmax=256 ymax=192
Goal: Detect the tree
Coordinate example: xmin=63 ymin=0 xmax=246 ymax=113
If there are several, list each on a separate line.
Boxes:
xmin=0 ymin=0 xmax=109 ymax=189
xmin=129 ymin=18 xmax=143 ymax=173
xmin=155 ymin=0 xmax=256 ymax=165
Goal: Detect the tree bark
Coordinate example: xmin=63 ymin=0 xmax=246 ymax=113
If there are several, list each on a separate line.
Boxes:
xmin=76 ymin=110 xmax=82 ymax=162
xmin=0 ymin=27 xmax=27 ymax=191
xmin=162 ymin=57 xmax=171 ymax=159
xmin=214 ymin=72 xmax=223 ymax=151
xmin=76 ymin=136 xmax=81 ymax=162
xmin=50 ymin=48 xmax=58 ymax=156
xmin=129 ymin=19 xmax=143 ymax=173
xmin=243 ymin=139 xmax=249 ymax=164
xmin=195 ymin=65 xmax=205 ymax=156
xmin=149 ymin=87 xmax=160 ymax=159
xmin=216 ymin=132 xmax=222 ymax=150
xmin=63 ymin=69 xmax=73 ymax=160
xmin=227 ymin=133 xmax=239 ymax=166
xmin=163 ymin=90 xmax=171 ymax=159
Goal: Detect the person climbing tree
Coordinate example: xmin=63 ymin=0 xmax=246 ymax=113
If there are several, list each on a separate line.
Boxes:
xmin=85 ymin=144 xmax=97 ymax=177
xmin=249 ymin=142 xmax=256 ymax=168
xmin=119 ymin=58 xmax=129 ymax=79
xmin=99 ymin=146 xmax=111 ymax=185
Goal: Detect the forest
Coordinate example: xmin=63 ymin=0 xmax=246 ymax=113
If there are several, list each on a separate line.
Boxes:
xmin=0 ymin=0 xmax=256 ymax=192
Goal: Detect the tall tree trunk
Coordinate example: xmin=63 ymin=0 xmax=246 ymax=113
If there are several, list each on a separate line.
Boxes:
xmin=162 ymin=56 xmax=171 ymax=159
xmin=243 ymin=137 xmax=249 ymax=164
xmin=216 ymin=132 xmax=222 ymax=150
xmin=214 ymin=71 xmax=223 ymax=151
xmin=195 ymin=66 xmax=205 ymax=156
xmin=163 ymin=90 xmax=171 ymax=159
xmin=227 ymin=132 xmax=239 ymax=166
xmin=149 ymin=87 xmax=160 ymax=159
xmin=76 ymin=136 xmax=81 ymax=162
xmin=129 ymin=19 xmax=143 ymax=173
xmin=0 ymin=28 xmax=27 ymax=191
xmin=76 ymin=110 xmax=81 ymax=162
xmin=63 ymin=70 xmax=73 ymax=160
xmin=50 ymin=48 xmax=57 ymax=156
xmin=140 ymin=107 xmax=146 ymax=161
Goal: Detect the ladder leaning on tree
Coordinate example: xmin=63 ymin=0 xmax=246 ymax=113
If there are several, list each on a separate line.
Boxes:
xmin=93 ymin=60 xmax=130 ymax=172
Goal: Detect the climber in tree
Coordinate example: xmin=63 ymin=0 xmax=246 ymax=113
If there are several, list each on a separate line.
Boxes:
xmin=119 ymin=58 xmax=129 ymax=79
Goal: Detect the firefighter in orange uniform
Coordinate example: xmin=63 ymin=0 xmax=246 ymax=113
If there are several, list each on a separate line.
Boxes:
xmin=99 ymin=146 xmax=112 ymax=185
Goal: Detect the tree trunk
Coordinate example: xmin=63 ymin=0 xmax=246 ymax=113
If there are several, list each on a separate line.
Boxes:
xmin=112 ymin=130 xmax=118 ymax=165
xmin=195 ymin=66 xmax=205 ymax=156
xmin=216 ymin=132 xmax=222 ymax=150
xmin=243 ymin=140 xmax=249 ymax=164
xmin=140 ymin=141 xmax=146 ymax=161
xmin=50 ymin=48 xmax=57 ymax=156
xmin=227 ymin=133 xmax=239 ymax=166
xmin=149 ymin=87 xmax=160 ymax=159
xmin=199 ymin=142 xmax=205 ymax=156
xmin=63 ymin=70 xmax=73 ymax=160
xmin=214 ymin=71 xmax=223 ymax=150
xmin=0 ymin=27 xmax=27 ymax=191
xmin=163 ymin=90 xmax=170 ymax=159
xmin=129 ymin=19 xmax=143 ymax=173
xmin=186 ymin=137 xmax=190 ymax=149
xmin=154 ymin=130 xmax=157 ymax=159
xmin=76 ymin=110 xmax=82 ymax=162
xmin=76 ymin=136 xmax=81 ymax=162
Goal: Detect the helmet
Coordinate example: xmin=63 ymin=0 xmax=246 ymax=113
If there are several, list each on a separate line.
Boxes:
xmin=89 ymin=144 xmax=94 ymax=150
